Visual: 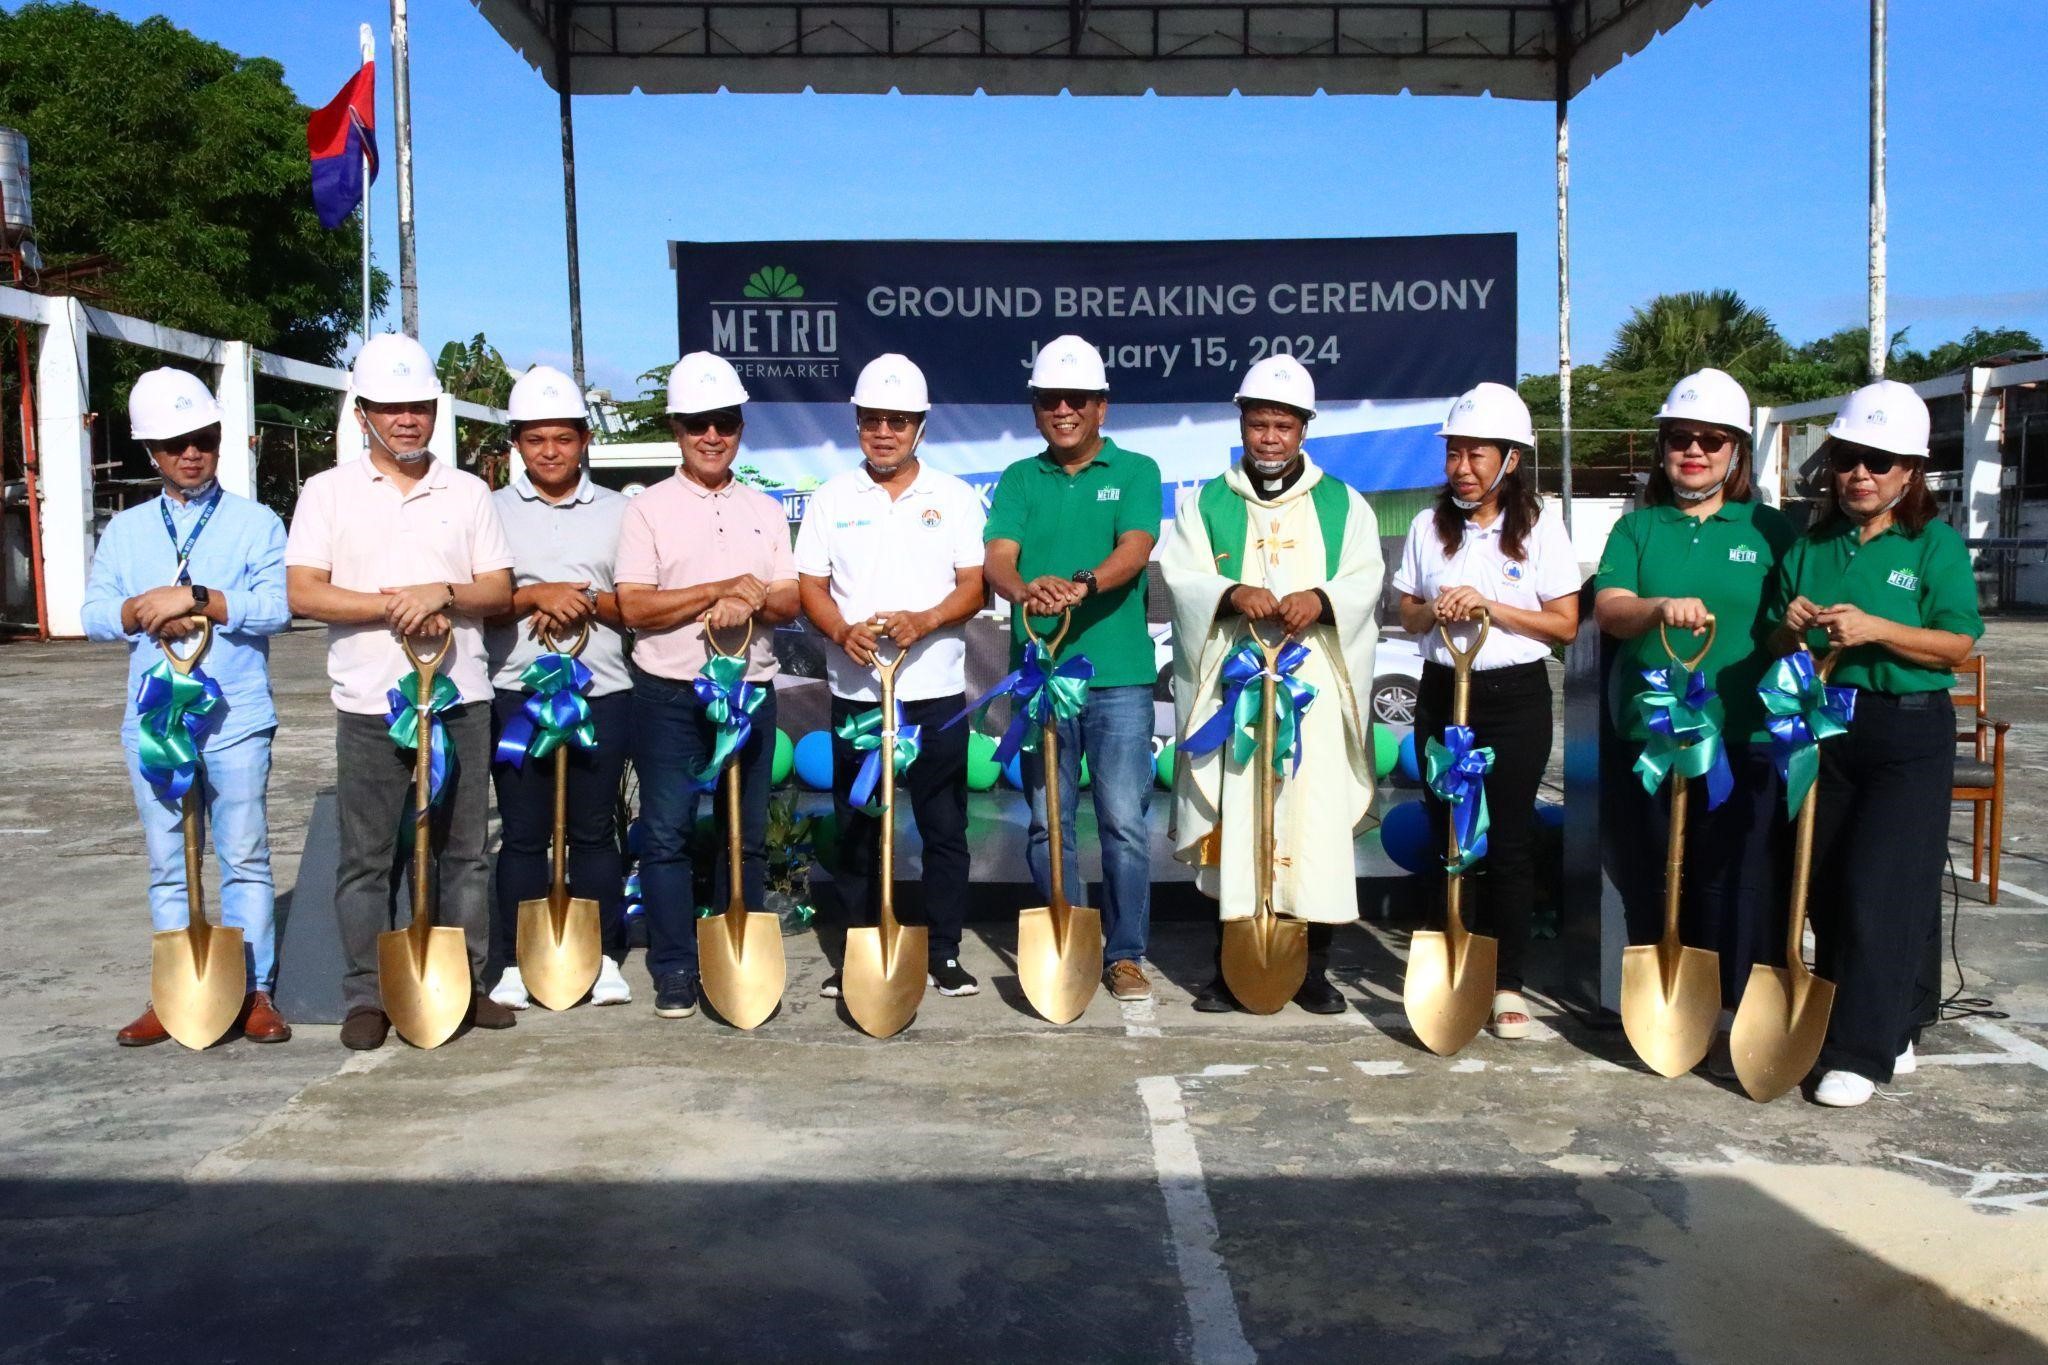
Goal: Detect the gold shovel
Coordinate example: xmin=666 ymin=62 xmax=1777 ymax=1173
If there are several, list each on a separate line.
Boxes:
xmin=1731 ymin=649 xmax=1842 ymax=1103
xmin=1621 ymin=618 xmax=1724 ymax=1077
xmin=842 ymin=636 xmax=927 ymax=1038
xmin=1016 ymin=610 xmax=1104 ymax=1024
xmin=516 ymin=621 xmax=605 ymax=1011
xmin=378 ymin=633 xmax=472 ymax=1049
xmin=1219 ymin=620 xmax=1308 ymax=1014
xmin=695 ymin=621 xmax=787 ymax=1029
xmin=148 ymin=617 xmax=248 ymax=1050
xmin=1403 ymin=607 xmax=1499 ymax=1056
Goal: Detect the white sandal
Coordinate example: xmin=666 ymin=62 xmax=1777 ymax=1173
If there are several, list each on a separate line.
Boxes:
xmin=1490 ymin=990 xmax=1533 ymax=1040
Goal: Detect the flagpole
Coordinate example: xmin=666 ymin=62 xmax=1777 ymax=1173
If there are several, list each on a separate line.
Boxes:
xmin=358 ymin=22 xmax=374 ymax=342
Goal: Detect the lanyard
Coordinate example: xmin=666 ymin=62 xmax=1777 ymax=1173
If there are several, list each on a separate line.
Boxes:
xmin=160 ymin=492 xmax=221 ymax=586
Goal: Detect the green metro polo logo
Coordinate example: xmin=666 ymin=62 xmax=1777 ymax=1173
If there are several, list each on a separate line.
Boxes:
xmin=742 ymin=265 xmax=805 ymax=299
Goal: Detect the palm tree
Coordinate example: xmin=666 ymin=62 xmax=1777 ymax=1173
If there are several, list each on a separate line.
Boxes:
xmin=1604 ymin=290 xmax=1788 ymax=380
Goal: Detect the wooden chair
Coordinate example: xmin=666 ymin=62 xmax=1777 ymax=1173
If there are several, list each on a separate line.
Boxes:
xmin=1952 ymin=655 xmax=2012 ymax=903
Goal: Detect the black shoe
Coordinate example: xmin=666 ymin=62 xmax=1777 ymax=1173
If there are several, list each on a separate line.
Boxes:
xmin=1293 ymin=971 xmax=1347 ymax=1015
xmin=819 ymin=972 xmax=843 ymax=999
xmin=654 ymin=970 xmax=700 ymax=1019
xmin=1191 ymin=978 xmax=1239 ymax=1013
xmin=928 ymin=958 xmax=980 ymax=996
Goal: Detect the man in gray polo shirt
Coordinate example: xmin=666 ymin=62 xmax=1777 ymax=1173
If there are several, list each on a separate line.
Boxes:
xmin=485 ymin=366 xmax=635 ymax=1008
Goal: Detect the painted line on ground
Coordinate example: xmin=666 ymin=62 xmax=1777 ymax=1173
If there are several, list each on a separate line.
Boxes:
xmin=1977 ymin=878 xmax=2048 ymax=909
xmin=1137 ymin=1075 xmax=1257 ymax=1365
xmin=1121 ymin=995 xmax=1162 ymax=1038
xmin=1961 ymin=1019 xmax=2048 ymax=1074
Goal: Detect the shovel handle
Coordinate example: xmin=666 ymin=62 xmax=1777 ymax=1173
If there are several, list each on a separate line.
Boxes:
xmin=537 ymin=617 xmax=592 ymax=659
xmin=401 ymin=631 xmax=453 ymax=678
xmin=1658 ymin=615 xmax=1717 ymax=672
xmin=158 ymin=616 xmax=213 ymax=675
xmin=1783 ymin=648 xmax=1843 ymax=977
xmin=704 ymin=618 xmax=753 ymax=660
xmin=1020 ymin=608 xmax=1072 ymax=659
xmin=1247 ymin=615 xmax=1290 ymax=668
xmin=1435 ymin=604 xmax=1491 ymax=675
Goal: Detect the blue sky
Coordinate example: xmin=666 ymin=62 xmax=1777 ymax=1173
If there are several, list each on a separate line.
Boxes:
xmin=84 ymin=1 xmax=2048 ymax=395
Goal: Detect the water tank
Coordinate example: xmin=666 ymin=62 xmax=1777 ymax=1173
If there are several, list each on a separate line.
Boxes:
xmin=0 ymin=127 xmax=33 ymax=247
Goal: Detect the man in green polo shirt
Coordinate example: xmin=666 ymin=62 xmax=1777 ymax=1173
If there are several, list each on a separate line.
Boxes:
xmin=984 ymin=333 xmax=1164 ymax=1001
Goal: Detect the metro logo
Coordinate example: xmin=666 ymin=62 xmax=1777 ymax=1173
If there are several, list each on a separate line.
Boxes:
xmin=711 ymin=267 xmax=841 ymax=379
xmin=743 ymin=266 xmax=805 ymax=300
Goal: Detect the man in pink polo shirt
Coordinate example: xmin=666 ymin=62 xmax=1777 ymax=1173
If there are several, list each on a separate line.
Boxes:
xmin=615 ymin=352 xmax=798 ymax=1020
xmin=284 ymin=333 xmax=517 ymax=1050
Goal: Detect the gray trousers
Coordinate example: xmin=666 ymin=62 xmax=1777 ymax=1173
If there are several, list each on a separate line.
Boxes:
xmin=334 ymin=705 xmax=491 ymax=1014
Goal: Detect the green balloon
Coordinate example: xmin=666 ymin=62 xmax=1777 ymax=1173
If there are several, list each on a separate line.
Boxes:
xmin=772 ymin=728 xmax=794 ymax=785
xmin=810 ymin=809 xmax=839 ymax=868
xmin=1154 ymin=741 xmax=1176 ymax=789
xmin=1079 ymin=754 xmax=1092 ymax=789
xmin=1373 ymin=724 xmax=1400 ymax=780
xmin=966 ymin=731 xmax=1001 ymax=791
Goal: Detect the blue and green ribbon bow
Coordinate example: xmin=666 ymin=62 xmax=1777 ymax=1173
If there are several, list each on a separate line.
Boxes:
xmin=944 ymin=640 xmax=1093 ymax=763
xmin=1759 ymin=652 xmax=1855 ymax=818
xmin=494 ymin=652 xmax=596 ymax=769
xmin=1425 ymin=724 xmax=1494 ymax=874
xmin=1182 ymin=639 xmax=1318 ymax=776
xmin=692 ymin=652 xmax=766 ymax=784
xmin=385 ymin=669 xmax=461 ymax=805
xmin=1632 ymin=663 xmax=1734 ymax=811
xmin=133 ymin=659 xmax=223 ymax=802
xmin=836 ymin=702 xmax=922 ymax=813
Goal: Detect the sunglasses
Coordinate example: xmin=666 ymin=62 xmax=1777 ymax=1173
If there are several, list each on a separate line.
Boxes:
xmin=1828 ymin=445 xmax=1899 ymax=477
xmin=1033 ymin=390 xmax=1103 ymax=413
xmin=150 ymin=430 xmax=223 ymax=456
xmin=679 ymin=414 xmax=742 ymax=437
xmin=1663 ymin=428 xmax=1732 ymax=456
xmin=858 ymin=413 xmax=917 ymax=434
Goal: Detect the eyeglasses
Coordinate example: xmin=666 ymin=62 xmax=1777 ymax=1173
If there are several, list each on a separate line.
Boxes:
xmin=1033 ymin=390 xmax=1103 ymax=413
xmin=679 ymin=414 xmax=742 ymax=437
xmin=1663 ymin=428 xmax=1732 ymax=456
xmin=858 ymin=413 xmax=917 ymax=434
xmin=1828 ymin=444 xmax=1898 ymax=477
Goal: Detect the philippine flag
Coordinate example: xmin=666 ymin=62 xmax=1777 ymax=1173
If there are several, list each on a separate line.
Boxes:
xmin=306 ymin=63 xmax=377 ymax=229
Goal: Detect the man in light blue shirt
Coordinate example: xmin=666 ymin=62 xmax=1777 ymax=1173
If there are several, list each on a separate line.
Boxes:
xmin=81 ymin=369 xmax=292 ymax=1047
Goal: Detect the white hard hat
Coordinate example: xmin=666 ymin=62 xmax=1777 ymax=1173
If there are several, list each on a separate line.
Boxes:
xmin=129 ymin=368 xmax=223 ymax=442
xmin=352 ymin=332 xmax=442 ymax=404
xmin=1028 ymin=334 xmax=1109 ymax=393
xmin=666 ymin=351 xmax=749 ymax=415
xmin=507 ymin=364 xmax=589 ymax=423
xmin=1235 ymin=354 xmax=1317 ymax=418
xmin=1657 ymin=367 xmax=1753 ymax=435
xmin=1440 ymin=381 xmax=1536 ymax=450
xmin=1826 ymin=379 xmax=1931 ymax=459
xmin=850 ymin=353 xmax=931 ymax=413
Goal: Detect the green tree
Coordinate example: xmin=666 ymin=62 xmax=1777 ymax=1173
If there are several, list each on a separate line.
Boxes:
xmin=436 ymin=333 xmax=514 ymax=408
xmin=1604 ymin=289 xmax=1788 ymax=383
xmin=0 ymin=2 xmax=382 ymax=362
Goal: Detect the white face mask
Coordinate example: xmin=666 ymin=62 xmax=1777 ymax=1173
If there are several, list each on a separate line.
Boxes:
xmin=166 ymin=476 xmax=218 ymax=502
xmin=1451 ymin=452 xmax=1516 ymax=511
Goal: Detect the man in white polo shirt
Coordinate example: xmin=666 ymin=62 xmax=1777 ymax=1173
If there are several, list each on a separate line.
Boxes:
xmin=285 ymin=333 xmax=517 ymax=1050
xmin=796 ymin=354 xmax=987 ymax=997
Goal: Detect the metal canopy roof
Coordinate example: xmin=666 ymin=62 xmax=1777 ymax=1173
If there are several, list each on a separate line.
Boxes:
xmin=471 ymin=0 xmax=1710 ymax=99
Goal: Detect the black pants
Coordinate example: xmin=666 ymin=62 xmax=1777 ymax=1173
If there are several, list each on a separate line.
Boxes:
xmin=489 ymin=689 xmax=632 ymax=978
xmin=830 ymin=692 xmax=970 ymax=962
xmin=1616 ymin=738 xmax=1787 ymax=1006
xmin=1415 ymin=660 xmax=1552 ymax=991
xmin=1809 ymin=690 xmax=1954 ymax=1083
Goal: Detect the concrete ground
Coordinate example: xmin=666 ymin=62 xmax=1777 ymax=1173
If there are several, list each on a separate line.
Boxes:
xmin=4 ymin=624 xmax=2048 ymax=1364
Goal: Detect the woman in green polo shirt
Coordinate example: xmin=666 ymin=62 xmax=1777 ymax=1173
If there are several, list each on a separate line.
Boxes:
xmin=1771 ymin=379 xmax=1982 ymax=1109
xmin=1594 ymin=369 xmax=1796 ymax=1076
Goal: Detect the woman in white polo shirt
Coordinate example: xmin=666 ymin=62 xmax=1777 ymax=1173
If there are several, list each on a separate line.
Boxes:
xmin=1392 ymin=382 xmax=1581 ymax=1039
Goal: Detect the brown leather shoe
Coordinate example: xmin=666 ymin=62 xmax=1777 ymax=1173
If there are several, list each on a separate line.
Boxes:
xmin=470 ymin=992 xmax=518 ymax=1030
xmin=117 ymin=1004 xmax=170 ymax=1047
xmin=1105 ymin=960 xmax=1153 ymax=1002
xmin=340 ymin=1007 xmax=390 ymax=1051
xmin=237 ymin=991 xmax=293 ymax=1044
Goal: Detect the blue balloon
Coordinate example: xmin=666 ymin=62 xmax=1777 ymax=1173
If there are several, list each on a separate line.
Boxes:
xmin=1535 ymin=800 xmax=1565 ymax=831
xmin=793 ymin=730 xmax=835 ymax=791
xmin=1002 ymin=753 xmax=1024 ymax=790
xmin=1396 ymin=732 xmax=1422 ymax=783
xmin=1378 ymin=799 xmax=1436 ymax=876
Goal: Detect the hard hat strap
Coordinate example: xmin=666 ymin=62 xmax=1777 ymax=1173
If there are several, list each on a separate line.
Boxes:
xmin=1451 ymin=448 xmax=1517 ymax=511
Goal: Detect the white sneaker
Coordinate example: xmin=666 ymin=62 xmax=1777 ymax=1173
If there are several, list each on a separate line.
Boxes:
xmin=489 ymin=967 xmax=531 ymax=1011
xmin=1893 ymin=1041 xmax=1916 ymax=1076
xmin=1813 ymin=1070 xmax=1876 ymax=1107
xmin=591 ymin=956 xmax=632 ymax=1006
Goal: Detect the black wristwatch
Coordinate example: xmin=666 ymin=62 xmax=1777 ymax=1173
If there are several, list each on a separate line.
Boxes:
xmin=1071 ymin=569 xmax=1099 ymax=598
xmin=189 ymin=584 xmax=210 ymax=609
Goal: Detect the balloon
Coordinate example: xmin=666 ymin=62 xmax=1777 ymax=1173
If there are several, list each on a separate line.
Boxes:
xmin=1372 ymin=725 xmax=1400 ymax=780
xmin=1154 ymin=741 xmax=1176 ymax=789
xmin=1377 ymin=799 xmax=1435 ymax=876
xmin=1535 ymin=800 xmax=1565 ymax=831
xmin=1002 ymin=754 xmax=1024 ymax=790
xmin=771 ymin=728 xmax=794 ymax=785
xmin=966 ymin=731 xmax=1001 ymax=791
xmin=793 ymin=730 xmax=834 ymax=791
xmin=1396 ymin=732 xmax=1421 ymax=784
xmin=1080 ymin=755 xmax=1092 ymax=789
xmin=810 ymin=809 xmax=839 ymax=868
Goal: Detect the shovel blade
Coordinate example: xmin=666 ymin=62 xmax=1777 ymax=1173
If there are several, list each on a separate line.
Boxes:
xmin=1017 ymin=902 xmax=1104 ymax=1024
xmin=1620 ymin=943 xmax=1722 ymax=1078
xmin=517 ymin=895 xmax=603 ymax=1012
xmin=1220 ymin=913 xmax=1309 ymax=1015
xmin=697 ymin=907 xmax=788 ymax=1030
xmin=1403 ymin=928 xmax=1498 ymax=1056
xmin=150 ymin=922 xmax=246 ymax=1050
xmin=1730 ymin=964 xmax=1837 ymax=1103
xmin=377 ymin=924 xmax=472 ymax=1049
xmin=843 ymin=922 xmax=927 ymax=1038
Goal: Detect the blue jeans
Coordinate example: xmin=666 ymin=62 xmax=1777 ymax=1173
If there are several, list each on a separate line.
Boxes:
xmin=124 ymin=728 xmax=276 ymax=992
xmin=632 ymin=667 xmax=777 ymax=981
xmin=1020 ymin=684 xmax=1153 ymax=964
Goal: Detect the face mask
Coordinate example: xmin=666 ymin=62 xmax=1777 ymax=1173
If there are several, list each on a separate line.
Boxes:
xmin=365 ymin=415 xmax=430 ymax=464
xmin=1673 ymin=457 xmax=1736 ymax=504
xmin=1451 ymin=453 xmax=1515 ymax=511
xmin=166 ymin=476 xmax=218 ymax=502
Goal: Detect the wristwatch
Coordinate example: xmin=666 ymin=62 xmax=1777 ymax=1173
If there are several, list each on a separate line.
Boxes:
xmin=584 ymin=585 xmax=600 ymax=607
xmin=189 ymin=584 xmax=210 ymax=610
xmin=1071 ymin=569 xmax=1099 ymax=598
